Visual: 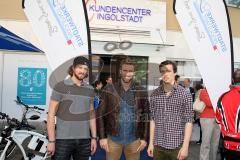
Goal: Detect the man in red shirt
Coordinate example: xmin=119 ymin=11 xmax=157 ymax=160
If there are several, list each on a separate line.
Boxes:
xmin=216 ymin=69 xmax=240 ymax=160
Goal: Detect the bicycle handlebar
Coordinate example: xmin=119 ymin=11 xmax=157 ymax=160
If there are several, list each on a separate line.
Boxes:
xmin=8 ymin=118 xmax=20 ymax=126
xmin=33 ymin=106 xmax=45 ymax=111
xmin=0 ymin=112 xmax=8 ymax=119
xmin=25 ymin=124 xmax=36 ymax=130
xmin=26 ymin=106 xmax=45 ymax=111
xmin=0 ymin=112 xmax=37 ymax=130
xmin=0 ymin=97 xmax=46 ymax=131
xmin=15 ymin=96 xmax=45 ymax=112
xmin=0 ymin=113 xmax=20 ymax=127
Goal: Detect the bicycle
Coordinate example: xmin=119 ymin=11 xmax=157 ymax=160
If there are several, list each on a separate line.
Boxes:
xmin=0 ymin=96 xmax=49 ymax=160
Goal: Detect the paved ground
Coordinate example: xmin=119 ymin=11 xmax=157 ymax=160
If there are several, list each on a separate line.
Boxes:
xmin=188 ymin=141 xmax=203 ymax=160
xmin=188 ymin=123 xmax=222 ymax=160
xmin=189 ymin=122 xmax=202 ymax=160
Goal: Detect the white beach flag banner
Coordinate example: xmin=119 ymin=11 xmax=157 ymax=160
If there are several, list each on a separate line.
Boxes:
xmin=174 ymin=0 xmax=234 ymax=109
xmin=23 ymin=0 xmax=90 ymax=71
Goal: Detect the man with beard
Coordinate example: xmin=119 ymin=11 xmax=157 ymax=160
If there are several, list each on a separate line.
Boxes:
xmin=147 ymin=60 xmax=194 ymax=160
xmin=97 ymin=57 xmax=149 ymax=160
xmin=47 ymin=56 xmax=97 ymax=160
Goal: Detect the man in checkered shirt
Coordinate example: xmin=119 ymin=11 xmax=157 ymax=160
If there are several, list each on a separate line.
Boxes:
xmin=147 ymin=60 xmax=194 ymax=160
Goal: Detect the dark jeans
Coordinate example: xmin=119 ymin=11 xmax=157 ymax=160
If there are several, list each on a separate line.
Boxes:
xmin=53 ymin=139 xmax=91 ymax=160
xmin=219 ymin=134 xmax=224 ymax=160
xmin=153 ymin=145 xmax=181 ymax=160
xmin=223 ymin=148 xmax=240 ymax=160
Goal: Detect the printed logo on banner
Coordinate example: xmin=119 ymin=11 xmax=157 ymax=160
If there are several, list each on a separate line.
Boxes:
xmin=86 ymin=0 xmax=152 ymax=23
xmin=193 ymin=0 xmax=227 ymax=53
xmin=17 ymin=68 xmax=47 ymax=105
xmin=47 ymin=0 xmax=84 ymax=47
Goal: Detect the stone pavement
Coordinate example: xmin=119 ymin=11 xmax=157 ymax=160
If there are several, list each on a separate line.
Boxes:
xmin=188 ymin=123 xmax=222 ymax=160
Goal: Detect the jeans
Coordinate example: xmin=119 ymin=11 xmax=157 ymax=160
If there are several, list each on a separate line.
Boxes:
xmin=53 ymin=139 xmax=91 ymax=160
xmin=106 ymin=138 xmax=140 ymax=160
xmin=153 ymin=145 xmax=181 ymax=160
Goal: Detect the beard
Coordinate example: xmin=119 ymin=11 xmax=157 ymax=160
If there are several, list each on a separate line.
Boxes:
xmin=73 ymin=72 xmax=85 ymax=81
xmin=121 ymin=76 xmax=133 ymax=84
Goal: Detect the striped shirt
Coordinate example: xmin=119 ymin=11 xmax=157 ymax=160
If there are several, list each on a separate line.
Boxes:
xmin=150 ymin=84 xmax=194 ymax=149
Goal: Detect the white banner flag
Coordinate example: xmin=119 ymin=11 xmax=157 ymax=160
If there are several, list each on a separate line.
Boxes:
xmin=23 ymin=0 xmax=90 ymax=71
xmin=174 ymin=0 xmax=234 ymax=108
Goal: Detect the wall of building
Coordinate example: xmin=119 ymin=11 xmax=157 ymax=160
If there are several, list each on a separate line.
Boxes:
xmin=1 ymin=0 xmax=240 ymax=36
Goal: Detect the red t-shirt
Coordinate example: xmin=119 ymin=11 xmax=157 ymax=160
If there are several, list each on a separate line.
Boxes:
xmin=199 ymin=89 xmax=215 ymax=118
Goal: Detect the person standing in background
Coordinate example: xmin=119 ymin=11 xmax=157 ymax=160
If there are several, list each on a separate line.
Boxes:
xmin=199 ymin=88 xmax=220 ymax=160
xmin=194 ymin=83 xmax=204 ymax=145
xmin=175 ymin=75 xmax=181 ymax=85
xmin=93 ymin=80 xmax=103 ymax=91
xmin=183 ymin=78 xmax=195 ymax=101
xmin=105 ymin=75 xmax=113 ymax=85
xmin=93 ymin=80 xmax=103 ymax=110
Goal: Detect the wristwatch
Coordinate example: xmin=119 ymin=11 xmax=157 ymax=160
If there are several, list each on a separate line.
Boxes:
xmin=91 ymin=137 xmax=98 ymax=140
xmin=48 ymin=140 xmax=56 ymax=143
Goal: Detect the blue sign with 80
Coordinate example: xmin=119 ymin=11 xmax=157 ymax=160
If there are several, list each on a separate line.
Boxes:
xmin=17 ymin=67 xmax=47 ymax=105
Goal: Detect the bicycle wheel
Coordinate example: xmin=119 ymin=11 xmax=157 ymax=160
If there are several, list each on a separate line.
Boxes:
xmin=5 ymin=141 xmax=24 ymax=160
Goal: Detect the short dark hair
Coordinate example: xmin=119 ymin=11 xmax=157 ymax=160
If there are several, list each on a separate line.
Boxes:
xmin=184 ymin=78 xmax=191 ymax=82
xmin=194 ymin=83 xmax=204 ymax=91
xmin=105 ymin=75 xmax=112 ymax=82
xmin=175 ymin=75 xmax=180 ymax=81
xmin=120 ymin=58 xmax=135 ymax=70
xmin=159 ymin=60 xmax=177 ymax=73
xmin=93 ymin=80 xmax=102 ymax=88
xmin=68 ymin=65 xmax=73 ymax=76
xmin=233 ymin=69 xmax=240 ymax=84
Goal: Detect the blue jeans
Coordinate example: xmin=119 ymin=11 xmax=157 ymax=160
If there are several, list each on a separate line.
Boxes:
xmin=53 ymin=139 xmax=91 ymax=160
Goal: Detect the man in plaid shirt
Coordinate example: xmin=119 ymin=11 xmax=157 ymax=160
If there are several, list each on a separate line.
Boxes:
xmin=147 ymin=60 xmax=194 ymax=160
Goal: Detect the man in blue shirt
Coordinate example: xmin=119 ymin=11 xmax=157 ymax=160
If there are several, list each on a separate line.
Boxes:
xmin=97 ymin=57 xmax=150 ymax=160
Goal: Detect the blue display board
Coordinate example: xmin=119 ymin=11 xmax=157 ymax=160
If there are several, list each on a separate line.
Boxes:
xmin=17 ymin=67 xmax=47 ymax=105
